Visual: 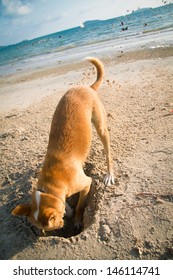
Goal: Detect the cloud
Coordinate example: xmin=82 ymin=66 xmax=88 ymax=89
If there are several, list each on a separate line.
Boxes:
xmin=43 ymin=13 xmax=68 ymax=24
xmin=32 ymin=11 xmax=68 ymax=29
xmin=1 ymin=0 xmax=32 ymax=16
xmin=79 ymin=5 xmax=95 ymax=16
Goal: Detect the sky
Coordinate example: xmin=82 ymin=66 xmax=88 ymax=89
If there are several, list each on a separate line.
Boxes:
xmin=0 ymin=0 xmax=172 ymax=46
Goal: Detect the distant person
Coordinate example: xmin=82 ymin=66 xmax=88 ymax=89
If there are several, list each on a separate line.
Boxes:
xmin=122 ymin=26 xmax=128 ymax=31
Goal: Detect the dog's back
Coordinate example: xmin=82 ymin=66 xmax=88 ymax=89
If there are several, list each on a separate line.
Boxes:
xmin=44 ymin=58 xmax=104 ymax=164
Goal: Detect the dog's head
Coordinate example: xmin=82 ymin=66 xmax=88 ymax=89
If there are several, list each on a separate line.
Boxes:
xmin=12 ymin=190 xmax=65 ymax=231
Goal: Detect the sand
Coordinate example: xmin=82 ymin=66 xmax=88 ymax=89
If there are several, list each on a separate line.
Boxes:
xmin=0 ymin=47 xmax=173 ymax=260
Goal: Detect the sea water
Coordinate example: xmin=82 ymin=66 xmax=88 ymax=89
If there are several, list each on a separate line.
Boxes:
xmin=0 ymin=4 xmax=173 ymax=76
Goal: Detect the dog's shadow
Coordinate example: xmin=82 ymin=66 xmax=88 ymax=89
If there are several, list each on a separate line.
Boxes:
xmin=0 ymin=168 xmax=39 ymax=260
xmin=0 ymin=162 xmax=99 ymax=259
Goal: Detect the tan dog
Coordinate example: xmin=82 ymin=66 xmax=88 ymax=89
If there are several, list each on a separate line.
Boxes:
xmin=12 ymin=57 xmax=114 ymax=231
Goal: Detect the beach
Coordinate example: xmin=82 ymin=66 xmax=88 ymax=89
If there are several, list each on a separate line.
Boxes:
xmin=0 ymin=46 xmax=173 ymax=260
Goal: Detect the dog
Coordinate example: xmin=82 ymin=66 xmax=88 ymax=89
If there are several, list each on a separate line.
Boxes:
xmin=12 ymin=57 xmax=114 ymax=231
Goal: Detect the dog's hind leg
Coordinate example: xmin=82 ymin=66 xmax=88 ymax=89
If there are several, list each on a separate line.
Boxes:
xmin=92 ymin=99 xmax=115 ymax=186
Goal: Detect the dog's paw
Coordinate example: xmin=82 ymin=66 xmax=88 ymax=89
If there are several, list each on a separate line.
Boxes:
xmin=74 ymin=219 xmax=83 ymax=234
xmin=104 ymin=173 xmax=115 ymax=186
xmin=74 ymin=214 xmax=83 ymax=231
xmin=74 ymin=220 xmax=82 ymax=230
xmin=41 ymin=229 xmax=46 ymax=236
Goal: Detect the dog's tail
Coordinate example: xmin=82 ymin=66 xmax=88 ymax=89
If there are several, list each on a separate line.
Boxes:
xmin=85 ymin=57 xmax=104 ymax=91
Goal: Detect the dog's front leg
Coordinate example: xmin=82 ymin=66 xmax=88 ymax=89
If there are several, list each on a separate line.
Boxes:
xmin=74 ymin=177 xmax=92 ymax=229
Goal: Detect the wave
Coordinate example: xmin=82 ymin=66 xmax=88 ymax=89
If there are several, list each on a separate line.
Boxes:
xmin=142 ymin=23 xmax=173 ymax=34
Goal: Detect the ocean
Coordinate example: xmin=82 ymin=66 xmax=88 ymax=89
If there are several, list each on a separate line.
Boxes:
xmin=0 ymin=4 xmax=173 ymax=76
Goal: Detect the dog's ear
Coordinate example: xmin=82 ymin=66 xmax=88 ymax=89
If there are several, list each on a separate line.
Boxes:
xmin=12 ymin=204 xmax=31 ymax=216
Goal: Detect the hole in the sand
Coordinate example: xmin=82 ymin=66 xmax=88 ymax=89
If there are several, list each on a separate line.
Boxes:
xmin=46 ymin=193 xmax=82 ymax=238
xmin=12 ymin=161 xmax=98 ymax=239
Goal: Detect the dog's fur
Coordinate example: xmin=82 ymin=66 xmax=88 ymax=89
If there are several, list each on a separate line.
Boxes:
xmin=12 ymin=57 xmax=114 ymax=231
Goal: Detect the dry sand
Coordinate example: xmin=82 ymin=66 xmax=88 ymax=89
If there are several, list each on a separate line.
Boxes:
xmin=0 ymin=47 xmax=173 ymax=260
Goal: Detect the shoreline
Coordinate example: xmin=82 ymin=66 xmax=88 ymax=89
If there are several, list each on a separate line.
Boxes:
xmin=0 ymin=46 xmax=173 ymax=115
xmin=0 ymin=31 xmax=173 ymax=77
xmin=1 ymin=46 xmax=173 ymax=83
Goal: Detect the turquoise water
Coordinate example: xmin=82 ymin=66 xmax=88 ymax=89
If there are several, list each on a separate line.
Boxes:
xmin=0 ymin=4 xmax=173 ymax=75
